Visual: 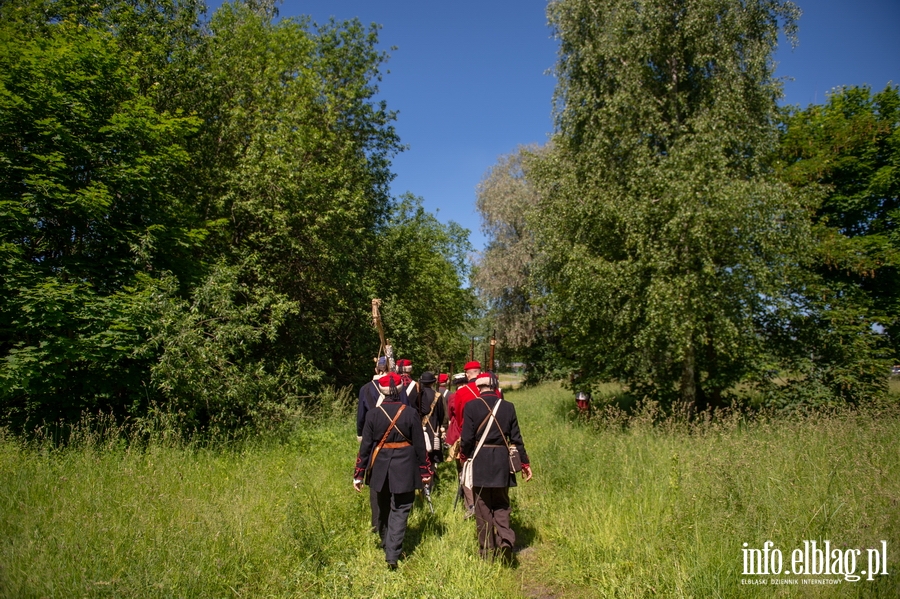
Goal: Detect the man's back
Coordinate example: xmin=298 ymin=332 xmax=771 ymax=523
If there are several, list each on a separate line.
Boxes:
xmin=460 ymin=392 xmax=528 ymax=488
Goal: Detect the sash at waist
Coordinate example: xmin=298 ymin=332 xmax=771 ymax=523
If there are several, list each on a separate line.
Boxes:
xmin=382 ymin=441 xmax=411 ymax=449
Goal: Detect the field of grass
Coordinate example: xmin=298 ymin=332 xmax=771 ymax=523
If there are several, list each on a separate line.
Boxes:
xmin=1 ymin=383 xmax=898 ymax=598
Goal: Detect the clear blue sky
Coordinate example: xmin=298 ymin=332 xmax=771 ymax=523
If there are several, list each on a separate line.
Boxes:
xmin=213 ymin=0 xmax=900 ymax=254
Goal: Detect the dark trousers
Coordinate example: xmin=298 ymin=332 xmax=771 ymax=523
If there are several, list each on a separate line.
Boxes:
xmin=426 ymin=450 xmax=441 ymax=491
xmin=374 ymin=487 xmax=415 ymax=563
xmin=369 ymin=485 xmax=380 ymax=531
xmin=473 ymin=486 xmax=514 ymax=557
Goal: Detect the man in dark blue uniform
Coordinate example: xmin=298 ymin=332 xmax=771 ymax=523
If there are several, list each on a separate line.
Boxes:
xmin=356 ymin=356 xmax=393 ymax=533
xmin=358 ymin=357 xmax=412 ymax=442
xmin=354 ymin=372 xmax=432 ymax=569
xmin=357 ymin=357 xmax=388 ymax=442
xmin=396 ymin=358 xmax=419 ymax=410
xmin=460 ymin=373 xmax=533 ymax=562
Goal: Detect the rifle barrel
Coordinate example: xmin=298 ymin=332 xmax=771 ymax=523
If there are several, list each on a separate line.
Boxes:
xmin=490 ymin=331 xmax=496 ymax=372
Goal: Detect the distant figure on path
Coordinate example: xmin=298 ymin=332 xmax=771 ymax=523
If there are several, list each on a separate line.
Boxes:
xmin=437 ymin=373 xmax=450 ymax=434
xmin=354 ymin=372 xmax=432 ymax=569
xmin=460 ymin=372 xmax=532 ymax=562
xmin=416 ymin=371 xmax=445 ymax=491
xmin=396 ymin=358 xmax=419 ymax=410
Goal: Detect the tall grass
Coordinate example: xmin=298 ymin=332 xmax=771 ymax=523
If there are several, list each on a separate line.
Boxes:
xmin=516 ymin=383 xmax=900 ymax=597
xmin=1 ymin=383 xmax=898 ymax=598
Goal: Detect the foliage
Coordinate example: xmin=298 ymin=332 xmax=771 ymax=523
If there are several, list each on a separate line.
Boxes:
xmin=0 ymin=0 xmax=472 ymax=432
xmin=2 ymin=382 xmax=898 ymax=597
xmin=192 ymin=3 xmax=404 ymax=388
xmin=0 ymin=5 xmax=203 ymax=426
xmin=375 ymin=193 xmax=476 ymax=373
xmin=530 ymin=0 xmax=812 ymax=410
xmin=142 ymin=267 xmax=323 ymax=434
xmin=765 ymin=85 xmax=899 ymax=404
xmin=778 ymin=86 xmax=900 ymax=316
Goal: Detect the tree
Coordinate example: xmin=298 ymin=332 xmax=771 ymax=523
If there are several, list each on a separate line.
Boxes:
xmin=763 ymin=85 xmax=899 ymax=404
xmin=474 ymin=145 xmax=545 ymax=349
xmin=778 ymin=85 xmax=899 ymax=353
xmin=374 ymin=194 xmax=476 ymax=373
xmin=473 ymin=144 xmax=565 ymax=382
xmin=186 ymin=3 xmax=403 ymax=388
xmin=531 ymin=0 xmax=811 ymax=410
xmin=0 ymin=0 xmax=474 ymax=431
xmin=0 ymin=3 xmax=202 ymax=426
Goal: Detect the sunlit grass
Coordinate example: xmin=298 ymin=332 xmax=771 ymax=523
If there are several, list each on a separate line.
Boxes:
xmin=498 ymin=370 xmax=525 ymax=390
xmin=1 ymin=383 xmax=898 ymax=598
xmin=889 ymin=376 xmax=900 ymax=397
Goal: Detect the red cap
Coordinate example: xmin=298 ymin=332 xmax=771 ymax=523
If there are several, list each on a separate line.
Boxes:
xmin=438 ymin=373 xmax=449 ymax=384
xmin=396 ymin=358 xmax=413 ymax=373
xmin=464 ymin=361 xmax=481 ymax=371
xmin=377 ymin=372 xmax=402 ymax=394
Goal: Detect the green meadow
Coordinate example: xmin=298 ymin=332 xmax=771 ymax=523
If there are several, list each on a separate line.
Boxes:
xmin=2 ymin=383 xmax=898 ymax=598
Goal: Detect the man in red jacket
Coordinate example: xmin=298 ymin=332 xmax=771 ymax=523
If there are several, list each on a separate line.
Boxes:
xmin=445 ymin=361 xmax=482 ymax=517
xmin=445 ymin=361 xmax=482 ymax=447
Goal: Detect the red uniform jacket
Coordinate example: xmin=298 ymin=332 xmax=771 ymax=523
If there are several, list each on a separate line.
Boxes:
xmin=445 ymin=381 xmax=480 ymax=446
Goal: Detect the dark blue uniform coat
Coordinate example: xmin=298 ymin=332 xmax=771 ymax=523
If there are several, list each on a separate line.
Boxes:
xmin=355 ymin=401 xmax=430 ymax=493
xmin=460 ymin=392 xmax=528 ymax=488
xmin=356 ymin=377 xmax=411 ymax=438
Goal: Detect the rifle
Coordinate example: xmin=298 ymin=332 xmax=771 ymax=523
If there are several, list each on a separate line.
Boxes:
xmin=371 ymin=299 xmax=395 ymax=372
xmin=490 ymin=330 xmax=496 ymax=373
xmin=422 ymin=484 xmax=435 ymax=514
xmin=469 ymin=337 xmax=475 ymax=362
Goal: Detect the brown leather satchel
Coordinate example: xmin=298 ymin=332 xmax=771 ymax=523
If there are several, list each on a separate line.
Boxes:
xmin=508 ymin=446 xmax=523 ymax=473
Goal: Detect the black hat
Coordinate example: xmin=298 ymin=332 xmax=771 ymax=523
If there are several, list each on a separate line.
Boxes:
xmin=419 ymin=371 xmax=437 ymax=385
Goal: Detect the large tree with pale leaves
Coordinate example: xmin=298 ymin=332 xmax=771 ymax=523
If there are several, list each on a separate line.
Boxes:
xmin=474 ymin=145 xmax=545 ymax=349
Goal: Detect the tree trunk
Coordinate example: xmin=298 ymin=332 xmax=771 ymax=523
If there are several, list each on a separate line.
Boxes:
xmin=680 ymin=344 xmax=696 ymax=412
xmin=703 ymin=328 xmax=726 ymax=410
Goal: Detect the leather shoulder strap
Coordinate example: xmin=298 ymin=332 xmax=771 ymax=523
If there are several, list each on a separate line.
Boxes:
xmin=368 ymin=405 xmax=406 ymax=471
xmin=422 ymin=388 xmax=438 ymax=426
xmin=471 ymin=399 xmax=502 ymax=462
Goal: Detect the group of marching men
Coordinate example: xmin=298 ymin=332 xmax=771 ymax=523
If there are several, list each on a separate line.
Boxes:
xmin=353 ymin=356 xmax=533 ymax=569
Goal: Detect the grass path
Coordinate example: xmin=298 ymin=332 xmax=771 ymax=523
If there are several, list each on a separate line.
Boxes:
xmin=1 ymin=383 xmax=898 ymax=597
